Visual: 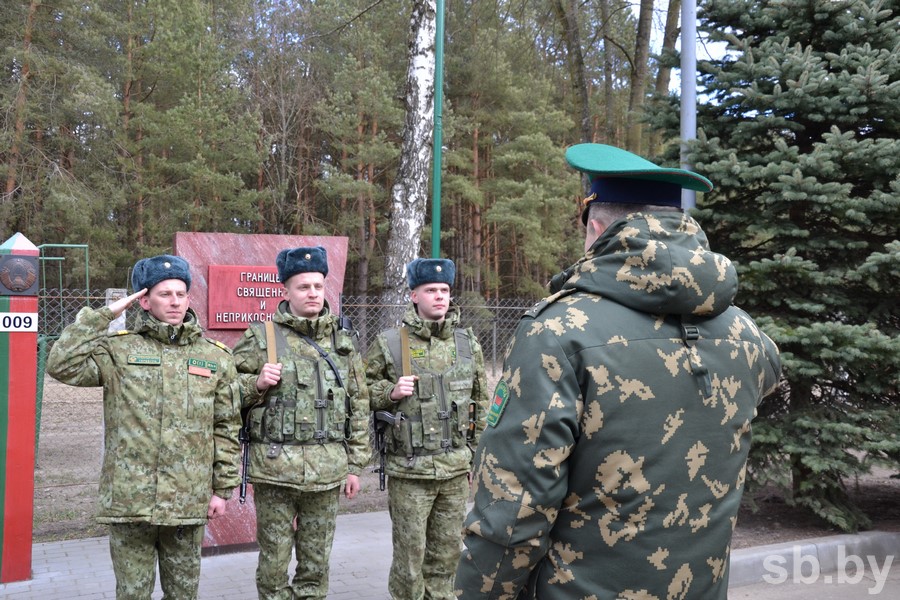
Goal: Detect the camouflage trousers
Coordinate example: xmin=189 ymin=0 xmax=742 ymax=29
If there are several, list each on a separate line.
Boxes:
xmin=108 ymin=521 xmax=204 ymax=600
xmin=254 ymin=482 xmax=341 ymax=600
xmin=387 ymin=474 xmax=469 ymax=600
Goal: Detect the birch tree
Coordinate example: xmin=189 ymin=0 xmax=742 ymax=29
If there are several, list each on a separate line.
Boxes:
xmin=381 ymin=0 xmax=437 ymax=315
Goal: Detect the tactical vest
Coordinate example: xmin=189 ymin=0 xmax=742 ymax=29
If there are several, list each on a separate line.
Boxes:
xmin=246 ymin=321 xmax=354 ymax=455
xmin=383 ymin=327 xmax=476 ymax=457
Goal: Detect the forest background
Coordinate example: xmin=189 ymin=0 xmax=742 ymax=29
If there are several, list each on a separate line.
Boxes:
xmin=2 ymin=0 xmax=898 ymax=533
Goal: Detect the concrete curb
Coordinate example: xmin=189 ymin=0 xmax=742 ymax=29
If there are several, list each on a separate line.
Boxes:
xmin=729 ymin=531 xmax=900 ymax=588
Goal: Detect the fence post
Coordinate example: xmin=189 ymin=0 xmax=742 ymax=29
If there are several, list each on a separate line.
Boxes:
xmin=0 ymin=233 xmax=39 ymax=583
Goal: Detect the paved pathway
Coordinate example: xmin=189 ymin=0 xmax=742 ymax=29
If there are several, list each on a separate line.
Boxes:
xmin=2 ymin=510 xmax=898 ymax=598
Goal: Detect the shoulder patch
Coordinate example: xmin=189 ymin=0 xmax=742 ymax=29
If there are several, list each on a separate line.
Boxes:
xmin=486 ymin=379 xmax=511 ymax=427
xmin=206 ymin=338 xmax=232 ymax=354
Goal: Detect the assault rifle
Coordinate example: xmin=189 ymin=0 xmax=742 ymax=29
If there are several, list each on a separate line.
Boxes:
xmin=373 ymin=410 xmax=402 ymax=491
xmin=239 ymin=409 xmax=252 ymax=504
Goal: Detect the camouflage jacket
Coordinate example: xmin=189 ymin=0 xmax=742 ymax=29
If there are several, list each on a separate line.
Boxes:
xmin=233 ymin=300 xmax=370 ymax=492
xmin=366 ymin=302 xmax=490 ymax=480
xmin=46 ymin=307 xmax=241 ymax=526
xmin=455 ymin=212 xmax=782 ymax=600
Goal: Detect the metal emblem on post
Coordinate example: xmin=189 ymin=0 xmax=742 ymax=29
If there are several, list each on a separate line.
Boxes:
xmin=0 ymin=255 xmax=39 ymax=295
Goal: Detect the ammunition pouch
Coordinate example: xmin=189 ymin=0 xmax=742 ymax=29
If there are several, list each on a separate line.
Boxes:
xmin=382 ymin=327 xmax=478 ymax=459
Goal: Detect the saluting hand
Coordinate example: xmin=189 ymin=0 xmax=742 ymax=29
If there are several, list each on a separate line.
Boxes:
xmin=108 ymin=288 xmax=147 ymax=317
xmin=256 ymin=362 xmax=282 ymax=392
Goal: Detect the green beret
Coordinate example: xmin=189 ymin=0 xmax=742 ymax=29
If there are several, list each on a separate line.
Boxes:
xmin=406 ymin=258 xmax=455 ymax=289
xmin=566 ymin=143 xmax=714 ymax=224
xmin=131 ymin=255 xmax=191 ymax=292
xmin=277 ymin=246 xmax=328 ymax=283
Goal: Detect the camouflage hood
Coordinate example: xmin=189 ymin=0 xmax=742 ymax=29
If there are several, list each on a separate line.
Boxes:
xmin=557 ymin=212 xmax=738 ymax=317
xmin=134 ymin=307 xmax=203 ymax=345
xmin=402 ymin=300 xmax=461 ymax=340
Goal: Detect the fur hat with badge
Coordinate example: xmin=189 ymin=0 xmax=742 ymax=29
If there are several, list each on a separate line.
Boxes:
xmin=406 ymin=258 xmax=455 ymax=289
xmin=277 ymin=246 xmax=329 ymax=283
xmin=131 ymin=254 xmax=192 ymax=292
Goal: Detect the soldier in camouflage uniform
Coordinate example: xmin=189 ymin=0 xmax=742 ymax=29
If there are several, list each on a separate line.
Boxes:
xmin=46 ymin=255 xmax=241 ymax=600
xmin=366 ymin=258 xmax=490 ymax=600
xmin=232 ymin=246 xmax=370 ymax=600
xmin=454 ymin=144 xmax=782 ymax=600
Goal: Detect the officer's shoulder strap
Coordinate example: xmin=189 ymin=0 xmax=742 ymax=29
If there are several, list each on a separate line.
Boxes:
xmin=523 ymin=288 xmax=578 ymax=320
xmin=204 ymin=337 xmax=232 ymax=354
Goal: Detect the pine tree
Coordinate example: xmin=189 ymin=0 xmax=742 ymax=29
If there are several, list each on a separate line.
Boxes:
xmin=312 ymin=2 xmax=405 ymax=295
xmin=656 ymin=0 xmax=899 ymax=531
xmin=0 ymin=1 xmax=129 ymax=285
xmin=121 ymin=0 xmax=263 ymax=250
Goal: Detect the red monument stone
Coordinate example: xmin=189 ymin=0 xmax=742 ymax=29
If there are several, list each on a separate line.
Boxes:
xmin=173 ymin=232 xmax=349 ymax=553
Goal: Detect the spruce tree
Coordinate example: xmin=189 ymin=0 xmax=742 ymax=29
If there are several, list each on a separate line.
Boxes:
xmin=656 ymin=0 xmax=899 ymax=530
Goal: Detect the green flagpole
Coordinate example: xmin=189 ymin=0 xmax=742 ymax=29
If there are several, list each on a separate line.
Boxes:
xmin=431 ymin=0 xmax=445 ymax=258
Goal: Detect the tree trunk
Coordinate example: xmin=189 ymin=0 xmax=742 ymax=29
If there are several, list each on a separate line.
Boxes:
xmin=600 ymin=0 xmax=616 ymax=146
xmin=492 ymin=221 xmax=500 ymax=299
xmin=552 ymin=0 xmax=591 ymax=143
xmin=123 ymin=3 xmax=144 ymax=250
xmin=354 ymin=119 xmax=367 ymax=295
xmin=648 ymin=0 xmax=682 ymax=156
xmin=256 ymin=133 xmax=266 ymax=233
xmin=626 ymin=0 xmax=654 ymax=153
xmin=364 ymin=118 xmax=378 ymax=295
xmin=472 ymin=126 xmax=482 ymax=293
xmin=291 ymin=137 xmax=311 ymax=235
xmin=381 ymin=0 xmax=437 ymax=323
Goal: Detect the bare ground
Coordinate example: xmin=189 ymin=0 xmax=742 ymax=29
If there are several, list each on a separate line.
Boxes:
xmin=34 ymin=377 xmax=899 ymax=549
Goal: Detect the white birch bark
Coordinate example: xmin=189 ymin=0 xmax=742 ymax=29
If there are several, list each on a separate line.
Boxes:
xmin=380 ymin=0 xmax=437 ymax=323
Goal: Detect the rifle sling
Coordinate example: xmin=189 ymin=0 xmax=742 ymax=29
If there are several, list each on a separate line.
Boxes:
xmin=301 ymin=332 xmax=352 ymax=439
xmin=399 ymin=326 xmax=412 ymax=377
xmin=300 ymin=333 xmax=344 ymax=390
xmin=264 ymin=320 xmax=278 ymax=365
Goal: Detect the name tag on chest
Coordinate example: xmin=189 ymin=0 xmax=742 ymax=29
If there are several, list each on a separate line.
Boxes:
xmin=127 ymin=354 xmax=161 ymax=366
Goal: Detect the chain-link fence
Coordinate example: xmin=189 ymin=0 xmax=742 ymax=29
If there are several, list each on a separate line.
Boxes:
xmin=38 ymin=289 xmax=535 ymax=371
xmin=340 ymin=295 xmax=533 ymax=368
xmin=35 ymin=288 xmax=534 ymax=459
xmin=39 ymin=288 xmax=138 ymax=337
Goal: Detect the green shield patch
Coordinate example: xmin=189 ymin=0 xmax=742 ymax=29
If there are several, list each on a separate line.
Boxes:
xmin=487 ymin=380 xmax=510 ymax=427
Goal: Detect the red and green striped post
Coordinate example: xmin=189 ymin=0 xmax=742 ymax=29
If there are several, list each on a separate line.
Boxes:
xmin=0 ymin=232 xmax=39 ymax=583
